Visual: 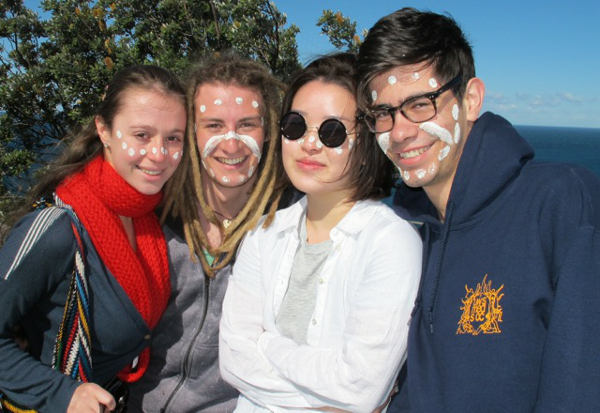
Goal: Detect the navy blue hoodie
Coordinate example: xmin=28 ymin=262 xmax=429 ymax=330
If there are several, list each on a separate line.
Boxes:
xmin=390 ymin=112 xmax=600 ymax=412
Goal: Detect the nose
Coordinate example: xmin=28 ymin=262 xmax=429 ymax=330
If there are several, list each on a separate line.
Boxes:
xmin=221 ymin=134 xmax=244 ymax=154
xmin=147 ymin=137 xmax=168 ymax=162
xmin=300 ymin=127 xmax=322 ymax=153
xmin=389 ymin=111 xmax=419 ymax=144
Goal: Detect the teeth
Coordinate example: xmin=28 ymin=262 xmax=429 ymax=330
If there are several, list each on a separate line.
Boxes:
xmin=400 ymin=147 xmax=428 ymax=159
xmin=140 ymin=168 xmax=161 ymax=176
xmin=218 ymin=157 xmax=245 ymax=165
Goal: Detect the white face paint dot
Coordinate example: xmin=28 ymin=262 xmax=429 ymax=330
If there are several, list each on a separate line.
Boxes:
xmin=235 ymin=97 xmax=243 ymax=105
xmin=438 ymin=145 xmax=450 ymax=161
xmin=121 ymin=142 xmax=127 ymax=150
xmin=214 ymin=99 xmax=222 ymax=105
xmin=222 ymin=176 xmax=230 ymax=183
xmin=316 ymin=141 xmax=323 ymax=149
xmin=127 ymin=148 xmax=135 ymax=157
xmin=140 ymin=148 xmax=147 ymax=156
xmin=429 ymin=78 xmax=438 ymax=88
xmin=334 ymin=147 xmax=343 ymax=155
xmin=173 ymin=151 xmax=179 ymax=160
xmin=297 ymin=138 xmax=305 ymax=145
xmin=200 ymin=105 xmax=206 ymax=113
xmin=152 ymin=147 xmax=158 ymax=154
xmin=161 ymin=147 xmax=168 ymax=155
xmin=371 ymin=90 xmax=378 ymax=102
xmin=416 ymin=169 xmax=426 ymax=179
xmin=388 ymin=75 xmax=397 ymax=85
xmin=377 ymin=132 xmax=390 ymax=154
xmin=248 ymin=165 xmax=255 ymax=178
xmin=283 ymin=137 xmax=290 ymax=144
xmin=403 ymin=170 xmax=410 ymax=181
xmin=348 ymin=138 xmax=355 ymax=150
xmin=452 ymin=104 xmax=459 ymax=121
xmin=412 ymin=72 xmax=420 ymax=80
xmin=209 ymin=168 xmax=215 ymax=177
xmin=308 ymin=135 xmax=316 ymax=143
xmin=454 ymin=122 xmax=461 ymax=144
xmin=116 ymin=130 xmax=122 ymax=139
xmin=251 ymin=100 xmax=259 ymax=108
xmin=239 ymin=175 xmax=246 ymax=183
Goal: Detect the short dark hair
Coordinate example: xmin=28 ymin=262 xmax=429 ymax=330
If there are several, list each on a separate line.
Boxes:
xmin=282 ymin=52 xmax=394 ymax=201
xmin=357 ymin=7 xmax=475 ymax=111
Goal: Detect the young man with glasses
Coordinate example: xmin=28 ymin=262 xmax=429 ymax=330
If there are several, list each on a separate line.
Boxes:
xmin=358 ymin=7 xmax=600 ymax=412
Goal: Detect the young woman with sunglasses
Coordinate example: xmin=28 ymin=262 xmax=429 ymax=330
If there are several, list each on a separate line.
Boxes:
xmin=219 ymin=53 xmax=422 ymax=412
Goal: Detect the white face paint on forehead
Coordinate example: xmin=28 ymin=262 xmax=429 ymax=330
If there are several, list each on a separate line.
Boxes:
xmin=388 ymin=75 xmax=397 ymax=85
xmin=200 ymin=105 xmax=206 ymax=113
xmin=252 ymin=100 xmax=259 ymax=108
xmin=412 ymin=72 xmax=420 ymax=80
xmin=371 ymin=90 xmax=378 ymax=102
xmin=201 ymin=130 xmax=262 ymax=162
xmin=235 ymin=97 xmax=243 ymax=104
xmin=116 ymin=130 xmax=122 ymax=139
xmin=214 ymin=99 xmax=222 ymax=105
xmin=428 ymin=78 xmax=438 ymax=88
xmin=419 ymin=122 xmax=453 ymax=145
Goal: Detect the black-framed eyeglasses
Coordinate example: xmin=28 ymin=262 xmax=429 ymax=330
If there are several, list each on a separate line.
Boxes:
xmin=279 ymin=111 xmax=354 ymax=148
xmin=364 ymin=75 xmax=462 ymax=133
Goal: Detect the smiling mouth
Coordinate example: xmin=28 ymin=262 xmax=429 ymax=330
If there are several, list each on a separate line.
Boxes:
xmin=217 ymin=156 xmax=246 ymax=165
xmin=400 ymin=146 xmax=430 ymax=159
xmin=139 ymin=167 xmax=162 ymax=176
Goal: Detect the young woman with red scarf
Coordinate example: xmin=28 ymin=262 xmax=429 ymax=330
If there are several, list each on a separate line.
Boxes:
xmin=0 ymin=65 xmax=186 ymax=412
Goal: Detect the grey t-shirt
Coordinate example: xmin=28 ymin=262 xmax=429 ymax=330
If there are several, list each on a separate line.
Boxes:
xmin=275 ymin=216 xmax=332 ymax=344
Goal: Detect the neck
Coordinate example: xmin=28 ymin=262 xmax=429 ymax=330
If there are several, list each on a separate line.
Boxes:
xmin=305 ymin=189 xmax=355 ymax=244
xmin=199 ymin=169 xmax=255 ymax=249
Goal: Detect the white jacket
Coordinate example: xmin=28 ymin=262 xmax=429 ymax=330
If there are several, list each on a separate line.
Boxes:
xmin=219 ymin=197 xmax=422 ymax=412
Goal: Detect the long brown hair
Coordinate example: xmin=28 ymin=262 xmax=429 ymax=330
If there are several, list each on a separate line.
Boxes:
xmin=161 ymin=52 xmax=287 ymax=277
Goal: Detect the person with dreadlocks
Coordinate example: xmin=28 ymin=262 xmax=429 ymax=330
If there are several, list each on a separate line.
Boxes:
xmin=127 ymin=52 xmax=295 ymax=412
xmin=0 ymin=65 xmax=186 ymax=412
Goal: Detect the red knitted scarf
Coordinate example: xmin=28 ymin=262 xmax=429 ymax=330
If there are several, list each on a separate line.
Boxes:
xmin=56 ymin=155 xmax=170 ymax=382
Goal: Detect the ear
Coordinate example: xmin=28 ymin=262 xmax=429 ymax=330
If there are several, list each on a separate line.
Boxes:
xmin=462 ymin=77 xmax=485 ymax=122
xmin=95 ymin=116 xmax=110 ymax=144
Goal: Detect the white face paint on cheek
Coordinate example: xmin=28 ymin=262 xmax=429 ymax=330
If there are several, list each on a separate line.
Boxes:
xmin=454 ymin=123 xmax=461 ymax=144
xmin=429 ymin=78 xmax=438 ymax=88
xmin=209 ymin=168 xmax=215 ymax=177
xmin=200 ymin=105 xmax=206 ymax=113
xmin=248 ymin=165 xmax=255 ymax=178
xmin=116 ymin=130 xmax=122 ymax=139
xmin=371 ymin=90 xmax=378 ymax=102
xmin=172 ymin=151 xmax=180 ymax=160
xmin=348 ymin=138 xmax=355 ymax=150
xmin=419 ymin=122 xmax=453 ymax=145
xmin=252 ymin=100 xmax=259 ymax=108
xmin=161 ymin=147 xmax=168 ymax=155
xmin=438 ymin=145 xmax=450 ymax=161
xmin=452 ymin=104 xmax=459 ymax=121
xmin=334 ymin=147 xmax=343 ymax=155
xmin=128 ymin=148 xmax=135 ymax=157
xmin=121 ymin=142 xmax=127 ymax=150
xmin=283 ymin=137 xmax=290 ymax=144
xmin=376 ymin=132 xmax=390 ymax=154
xmin=388 ymin=75 xmax=397 ymax=85
xmin=297 ymin=138 xmax=305 ymax=145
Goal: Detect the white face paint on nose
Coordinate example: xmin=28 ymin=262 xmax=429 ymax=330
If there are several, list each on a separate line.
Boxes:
xmin=201 ymin=130 xmax=262 ymax=162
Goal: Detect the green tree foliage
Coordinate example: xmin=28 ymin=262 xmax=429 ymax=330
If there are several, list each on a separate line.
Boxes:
xmin=0 ymin=0 xmax=301 ymax=206
xmin=317 ymin=9 xmax=364 ymax=54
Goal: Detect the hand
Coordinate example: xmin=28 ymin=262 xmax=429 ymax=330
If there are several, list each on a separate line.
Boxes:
xmin=67 ymin=383 xmax=116 ymax=413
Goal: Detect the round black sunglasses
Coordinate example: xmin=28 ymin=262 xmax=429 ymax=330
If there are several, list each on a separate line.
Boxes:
xmin=279 ymin=111 xmax=353 ymax=148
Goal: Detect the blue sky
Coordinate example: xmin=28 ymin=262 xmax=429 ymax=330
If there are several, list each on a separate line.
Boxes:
xmin=277 ymin=0 xmax=600 ymax=128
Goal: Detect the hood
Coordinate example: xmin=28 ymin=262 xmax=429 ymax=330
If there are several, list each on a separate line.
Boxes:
xmin=394 ymin=112 xmax=534 ymax=226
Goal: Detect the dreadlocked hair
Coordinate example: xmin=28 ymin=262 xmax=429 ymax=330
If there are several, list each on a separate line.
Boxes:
xmin=161 ymin=51 xmax=287 ymax=277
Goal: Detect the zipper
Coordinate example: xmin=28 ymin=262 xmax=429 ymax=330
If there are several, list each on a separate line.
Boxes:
xmin=161 ymin=275 xmax=211 ymax=412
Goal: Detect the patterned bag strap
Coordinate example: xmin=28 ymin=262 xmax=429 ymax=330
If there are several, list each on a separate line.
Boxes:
xmin=51 ymin=209 xmax=93 ymax=381
xmin=1 ymin=207 xmax=91 ymax=412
